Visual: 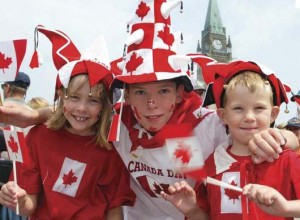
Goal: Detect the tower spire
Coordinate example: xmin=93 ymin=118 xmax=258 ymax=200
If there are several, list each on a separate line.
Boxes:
xmin=203 ymin=0 xmax=224 ymax=36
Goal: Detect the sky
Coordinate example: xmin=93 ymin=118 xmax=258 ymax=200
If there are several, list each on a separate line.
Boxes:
xmin=1 ymin=0 xmax=300 ymax=124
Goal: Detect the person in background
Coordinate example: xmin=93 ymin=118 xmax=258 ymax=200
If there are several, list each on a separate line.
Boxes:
xmin=27 ymin=97 xmax=50 ymax=110
xmin=285 ymin=117 xmax=300 ymax=154
xmin=0 ymin=72 xmax=31 ymax=220
xmin=161 ymin=61 xmax=300 ymax=219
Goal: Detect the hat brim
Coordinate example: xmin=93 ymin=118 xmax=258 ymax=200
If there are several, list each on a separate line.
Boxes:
xmin=110 ymin=73 xmax=193 ymax=92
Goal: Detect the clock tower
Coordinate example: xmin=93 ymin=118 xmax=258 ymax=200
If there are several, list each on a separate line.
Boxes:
xmin=191 ymin=0 xmax=232 ymax=103
xmin=199 ymin=0 xmax=232 ymax=63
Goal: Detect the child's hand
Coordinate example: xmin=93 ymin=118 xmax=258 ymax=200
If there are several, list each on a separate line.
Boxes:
xmin=249 ymin=128 xmax=285 ymax=163
xmin=243 ymin=183 xmax=289 ymax=217
xmin=0 ymin=181 xmax=27 ymax=209
xmin=160 ymin=181 xmax=198 ymax=217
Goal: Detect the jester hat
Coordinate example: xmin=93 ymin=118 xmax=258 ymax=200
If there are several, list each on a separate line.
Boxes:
xmin=190 ymin=56 xmax=290 ymax=108
xmin=29 ymin=25 xmax=113 ymax=100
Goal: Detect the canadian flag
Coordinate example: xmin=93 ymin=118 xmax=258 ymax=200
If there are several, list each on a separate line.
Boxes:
xmin=3 ymin=126 xmax=30 ymax=164
xmin=166 ymin=136 xmax=207 ymax=181
xmin=0 ymin=39 xmax=27 ymax=81
xmin=52 ymin=157 xmax=86 ymax=197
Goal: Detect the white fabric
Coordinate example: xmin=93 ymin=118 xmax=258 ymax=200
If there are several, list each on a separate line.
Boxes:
xmin=114 ymin=108 xmax=228 ymax=220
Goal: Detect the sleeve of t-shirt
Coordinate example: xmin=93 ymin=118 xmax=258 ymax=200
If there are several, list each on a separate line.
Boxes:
xmin=99 ymin=148 xmax=136 ymax=210
xmin=194 ymin=109 xmax=228 ymax=160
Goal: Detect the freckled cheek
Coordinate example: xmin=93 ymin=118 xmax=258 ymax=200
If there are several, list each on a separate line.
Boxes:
xmin=132 ymin=106 xmax=142 ymax=120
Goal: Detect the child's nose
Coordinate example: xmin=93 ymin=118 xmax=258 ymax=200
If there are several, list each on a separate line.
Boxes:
xmin=245 ymin=110 xmax=255 ymax=120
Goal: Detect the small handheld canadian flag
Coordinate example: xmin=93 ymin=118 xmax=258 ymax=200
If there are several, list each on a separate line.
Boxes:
xmin=0 ymin=39 xmax=27 ymax=81
xmin=3 ymin=126 xmax=30 ymax=215
xmin=3 ymin=126 xmax=30 ymax=164
xmin=166 ymin=136 xmax=207 ymax=181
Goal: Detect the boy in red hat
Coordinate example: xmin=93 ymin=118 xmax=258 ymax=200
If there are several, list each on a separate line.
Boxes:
xmin=161 ymin=60 xmax=300 ymax=219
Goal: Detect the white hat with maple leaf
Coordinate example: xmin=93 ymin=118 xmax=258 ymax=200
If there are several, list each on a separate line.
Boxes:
xmin=29 ymin=25 xmax=114 ymax=100
xmin=110 ymin=0 xmax=193 ymax=92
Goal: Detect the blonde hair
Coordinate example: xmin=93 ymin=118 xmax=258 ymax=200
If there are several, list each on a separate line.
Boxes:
xmin=46 ymin=74 xmax=112 ymax=149
xmin=27 ymin=97 xmax=50 ymax=109
xmin=222 ymin=71 xmax=273 ymax=107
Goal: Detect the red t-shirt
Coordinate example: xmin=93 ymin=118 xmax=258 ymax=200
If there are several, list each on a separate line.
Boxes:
xmin=18 ymin=124 xmax=135 ymax=220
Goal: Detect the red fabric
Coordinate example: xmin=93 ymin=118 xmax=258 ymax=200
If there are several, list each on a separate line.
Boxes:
xmin=29 ymin=50 xmax=39 ymax=69
xmin=19 ymin=124 xmax=135 ymax=219
xmin=120 ymin=91 xmax=205 ymax=152
xmin=191 ymin=57 xmax=289 ymax=108
xmin=35 ymin=25 xmax=81 ymax=70
xmin=13 ymin=39 xmax=27 ymax=74
xmin=197 ymin=148 xmax=300 ymax=220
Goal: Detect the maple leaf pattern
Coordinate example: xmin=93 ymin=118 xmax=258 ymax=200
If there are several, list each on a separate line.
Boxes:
xmin=136 ymin=1 xmax=150 ymax=20
xmin=157 ymin=25 xmax=175 ymax=49
xmin=153 ymin=182 xmax=169 ymax=195
xmin=0 ymin=52 xmax=13 ymax=74
xmin=125 ymin=52 xmax=143 ymax=74
xmin=7 ymin=135 xmax=19 ymax=155
xmin=173 ymin=141 xmax=193 ymax=164
xmin=62 ymin=169 xmax=78 ymax=188
xmin=224 ymin=180 xmax=241 ymax=204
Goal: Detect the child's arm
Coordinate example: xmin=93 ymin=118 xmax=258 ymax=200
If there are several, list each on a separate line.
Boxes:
xmin=106 ymin=206 xmax=123 ymax=220
xmin=160 ymin=181 xmax=209 ymax=220
xmin=0 ymin=181 xmax=37 ymax=216
xmin=249 ymin=128 xmax=299 ymax=163
xmin=0 ymin=104 xmax=52 ymax=128
xmin=243 ymin=183 xmax=300 ymax=217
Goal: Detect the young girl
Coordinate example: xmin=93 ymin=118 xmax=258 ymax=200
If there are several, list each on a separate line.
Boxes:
xmin=0 ymin=34 xmax=135 ymax=219
xmin=161 ymin=61 xmax=300 ymax=219
xmin=0 ymin=71 xmax=135 ymax=219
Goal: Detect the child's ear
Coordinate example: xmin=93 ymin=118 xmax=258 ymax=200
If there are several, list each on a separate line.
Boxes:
xmin=124 ymin=89 xmax=131 ymax=104
xmin=217 ymin=108 xmax=227 ymax=124
xmin=270 ymin=106 xmax=280 ymax=123
xmin=175 ymin=84 xmax=185 ymax=103
xmin=57 ymin=90 xmax=64 ymax=99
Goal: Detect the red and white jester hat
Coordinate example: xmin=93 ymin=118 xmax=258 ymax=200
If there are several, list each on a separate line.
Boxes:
xmin=110 ymin=0 xmax=193 ymax=92
xmin=190 ymin=56 xmax=290 ymax=108
xmin=29 ymin=25 xmax=113 ymax=100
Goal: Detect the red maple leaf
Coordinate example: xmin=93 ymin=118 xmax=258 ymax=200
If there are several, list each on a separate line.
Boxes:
xmin=0 ymin=52 xmax=13 ymax=74
xmin=157 ymin=25 xmax=175 ymax=49
xmin=7 ymin=135 xmax=19 ymax=154
xmin=136 ymin=2 xmax=150 ymax=20
xmin=224 ymin=180 xmax=241 ymax=204
xmin=62 ymin=169 xmax=78 ymax=188
xmin=173 ymin=141 xmax=193 ymax=164
xmin=125 ymin=52 xmax=143 ymax=74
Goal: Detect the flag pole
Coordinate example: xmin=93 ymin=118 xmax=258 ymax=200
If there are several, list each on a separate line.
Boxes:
xmin=205 ymin=177 xmax=243 ymax=192
xmin=13 ymin=160 xmax=20 ymax=214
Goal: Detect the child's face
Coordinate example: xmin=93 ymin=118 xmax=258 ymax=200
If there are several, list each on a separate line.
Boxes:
xmin=63 ymin=81 xmax=102 ymax=136
xmin=217 ymin=84 xmax=279 ymax=148
xmin=125 ymin=80 xmax=184 ymax=132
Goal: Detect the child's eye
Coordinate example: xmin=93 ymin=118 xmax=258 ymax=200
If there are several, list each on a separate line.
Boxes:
xmin=255 ymin=106 xmax=266 ymax=110
xmin=233 ymin=106 xmax=243 ymax=111
xmin=69 ymin=95 xmax=79 ymax=101
xmin=135 ymin=90 xmax=146 ymax=95
xmin=159 ymin=89 xmax=170 ymax=94
xmin=89 ymin=98 xmax=101 ymax=104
